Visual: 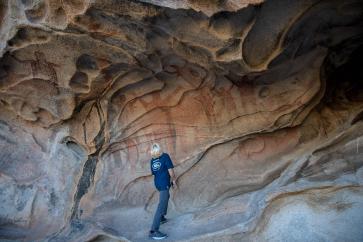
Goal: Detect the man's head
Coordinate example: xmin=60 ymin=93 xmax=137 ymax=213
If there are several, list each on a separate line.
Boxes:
xmin=150 ymin=143 xmax=162 ymax=158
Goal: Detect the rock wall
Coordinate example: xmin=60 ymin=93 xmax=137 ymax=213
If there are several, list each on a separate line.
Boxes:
xmin=0 ymin=0 xmax=363 ymax=241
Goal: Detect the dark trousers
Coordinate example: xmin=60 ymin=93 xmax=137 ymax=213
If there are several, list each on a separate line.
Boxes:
xmin=151 ymin=189 xmax=170 ymax=231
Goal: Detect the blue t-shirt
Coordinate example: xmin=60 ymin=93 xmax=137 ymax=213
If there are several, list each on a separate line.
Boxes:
xmin=150 ymin=153 xmax=174 ymax=191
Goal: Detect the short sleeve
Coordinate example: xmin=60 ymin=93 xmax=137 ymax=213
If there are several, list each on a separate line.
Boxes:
xmin=164 ymin=153 xmax=174 ymax=169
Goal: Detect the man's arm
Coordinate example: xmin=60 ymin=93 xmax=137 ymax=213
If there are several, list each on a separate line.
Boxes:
xmin=168 ymin=168 xmax=178 ymax=189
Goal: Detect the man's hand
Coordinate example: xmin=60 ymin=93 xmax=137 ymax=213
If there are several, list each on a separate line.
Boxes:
xmin=171 ymin=180 xmax=178 ymax=189
xmin=168 ymin=168 xmax=178 ymax=189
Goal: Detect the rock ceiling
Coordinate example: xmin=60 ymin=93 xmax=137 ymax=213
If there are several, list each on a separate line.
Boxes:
xmin=0 ymin=0 xmax=363 ymax=241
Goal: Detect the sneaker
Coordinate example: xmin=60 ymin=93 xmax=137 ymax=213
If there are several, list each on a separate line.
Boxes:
xmin=160 ymin=216 xmax=168 ymax=224
xmin=149 ymin=230 xmax=167 ymax=240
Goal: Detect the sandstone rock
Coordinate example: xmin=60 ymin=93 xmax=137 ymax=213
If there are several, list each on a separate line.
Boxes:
xmin=0 ymin=0 xmax=362 ymax=241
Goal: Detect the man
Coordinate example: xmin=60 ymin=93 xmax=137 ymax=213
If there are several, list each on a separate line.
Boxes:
xmin=149 ymin=143 xmax=177 ymax=240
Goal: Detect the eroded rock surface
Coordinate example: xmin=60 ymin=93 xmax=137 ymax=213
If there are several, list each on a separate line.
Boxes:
xmin=0 ymin=0 xmax=363 ymax=241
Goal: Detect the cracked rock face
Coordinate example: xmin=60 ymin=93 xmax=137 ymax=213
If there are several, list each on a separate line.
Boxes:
xmin=0 ymin=0 xmax=363 ymax=241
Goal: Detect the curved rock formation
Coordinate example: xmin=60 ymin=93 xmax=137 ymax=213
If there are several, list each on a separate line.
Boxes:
xmin=0 ymin=0 xmax=363 ymax=241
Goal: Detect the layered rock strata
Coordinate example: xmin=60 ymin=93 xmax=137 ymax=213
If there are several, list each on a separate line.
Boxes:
xmin=0 ymin=0 xmax=363 ymax=241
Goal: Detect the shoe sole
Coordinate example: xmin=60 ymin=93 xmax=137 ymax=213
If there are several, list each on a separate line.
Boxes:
xmin=151 ymin=235 xmax=167 ymax=240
